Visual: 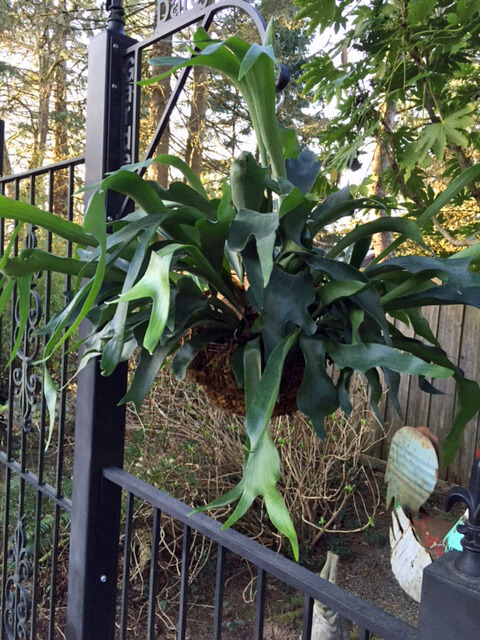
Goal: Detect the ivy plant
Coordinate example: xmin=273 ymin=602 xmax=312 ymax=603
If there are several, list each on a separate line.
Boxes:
xmin=1 ymin=24 xmax=480 ymax=559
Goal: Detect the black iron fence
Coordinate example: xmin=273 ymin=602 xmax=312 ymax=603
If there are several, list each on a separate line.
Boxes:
xmin=0 ymin=152 xmax=85 ymax=639
xmin=103 ymin=466 xmax=418 ymax=640
xmin=1 ymin=1 xmax=480 ymax=640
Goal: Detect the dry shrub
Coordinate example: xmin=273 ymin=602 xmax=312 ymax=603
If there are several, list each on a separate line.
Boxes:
xmin=125 ymin=364 xmax=382 ymax=555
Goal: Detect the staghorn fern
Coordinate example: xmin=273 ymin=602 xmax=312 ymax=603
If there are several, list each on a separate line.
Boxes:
xmin=1 ymin=24 xmax=480 ymax=559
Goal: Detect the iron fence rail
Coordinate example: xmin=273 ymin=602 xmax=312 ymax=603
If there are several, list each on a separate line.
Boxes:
xmin=103 ymin=466 xmax=419 ymax=640
xmin=0 ymin=156 xmax=85 ymax=187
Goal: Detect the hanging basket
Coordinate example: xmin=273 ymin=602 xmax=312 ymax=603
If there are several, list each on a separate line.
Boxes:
xmin=188 ymin=337 xmax=304 ymax=416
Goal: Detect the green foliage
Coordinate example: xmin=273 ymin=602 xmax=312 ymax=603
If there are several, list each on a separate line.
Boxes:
xmin=296 ymin=0 xmax=480 ymax=248
xmin=1 ymin=25 xmax=480 ymax=557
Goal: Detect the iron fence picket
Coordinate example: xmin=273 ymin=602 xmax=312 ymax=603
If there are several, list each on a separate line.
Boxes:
xmin=253 ymin=568 xmax=266 ymax=640
xmin=120 ymin=491 xmax=134 ymax=640
xmin=301 ymin=595 xmax=313 ymax=640
xmin=213 ymin=543 xmax=226 ymax=640
xmin=178 ymin=524 xmax=192 ymax=640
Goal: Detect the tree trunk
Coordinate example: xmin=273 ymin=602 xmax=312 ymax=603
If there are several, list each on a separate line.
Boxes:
xmin=147 ymin=37 xmax=172 ymax=188
xmin=371 ymin=101 xmax=396 ymax=257
xmin=185 ymin=65 xmax=209 ymax=177
xmin=53 ymin=0 xmax=69 ymax=216
xmin=31 ymin=48 xmax=53 ymax=168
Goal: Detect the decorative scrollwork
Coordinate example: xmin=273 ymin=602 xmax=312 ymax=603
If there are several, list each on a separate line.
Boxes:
xmin=156 ymin=0 xmax=214 ymax=27
xmin=3 ymin=517 xmax=33 ymax=640
xmin=12 ymin=224 xmax=42 ymax=433
xmin=446 ymin=459 xmax=480 ymax=577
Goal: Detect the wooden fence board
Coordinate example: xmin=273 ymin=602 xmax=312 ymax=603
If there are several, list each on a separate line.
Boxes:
xmin=423 ymin=305 xmax=463 ymax=478
xmin=447 ymin=305 xmax=480 ymax=484
xmin=405 ymin=305 xmax=440 ymax=427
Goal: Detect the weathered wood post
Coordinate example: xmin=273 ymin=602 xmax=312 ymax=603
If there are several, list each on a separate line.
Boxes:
xmin=418 ymin=459 xmax=480 ymax=639
xmin=65 ymin=3 xmax=136 ymax=639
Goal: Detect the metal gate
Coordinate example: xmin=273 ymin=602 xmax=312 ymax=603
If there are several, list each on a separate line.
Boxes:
xmin=1 ymin=1 xmax=480 ymax=639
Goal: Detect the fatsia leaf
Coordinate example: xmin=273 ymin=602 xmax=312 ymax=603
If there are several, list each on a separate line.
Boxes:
xmin=44 ymin=368 xmax=58 ymax=451
xmin=115 ymin=245 xmax=181 ymax=354
xmin=297 ymin=335 xmax=338 ymax=437
xmin=403 ymin=106 xmax=474 ymax=178
xmin=326 ymin=342 xmax=454 ymax=379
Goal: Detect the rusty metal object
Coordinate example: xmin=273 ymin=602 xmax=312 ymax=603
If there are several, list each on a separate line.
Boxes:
xmin=386 ymin=426 xmax=439 ymax=514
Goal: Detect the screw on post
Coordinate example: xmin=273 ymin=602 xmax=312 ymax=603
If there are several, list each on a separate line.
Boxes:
xmin=446 ymin=458 xmax=480 ymax=577
xmin=106 ymin=0 xmax=125 ymax=33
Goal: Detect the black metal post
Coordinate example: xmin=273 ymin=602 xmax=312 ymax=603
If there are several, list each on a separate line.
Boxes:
xmin=418 ymin=459 xmax=480 ymax=639
xmin=65 ymin=12 xmax=136 ymax=640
